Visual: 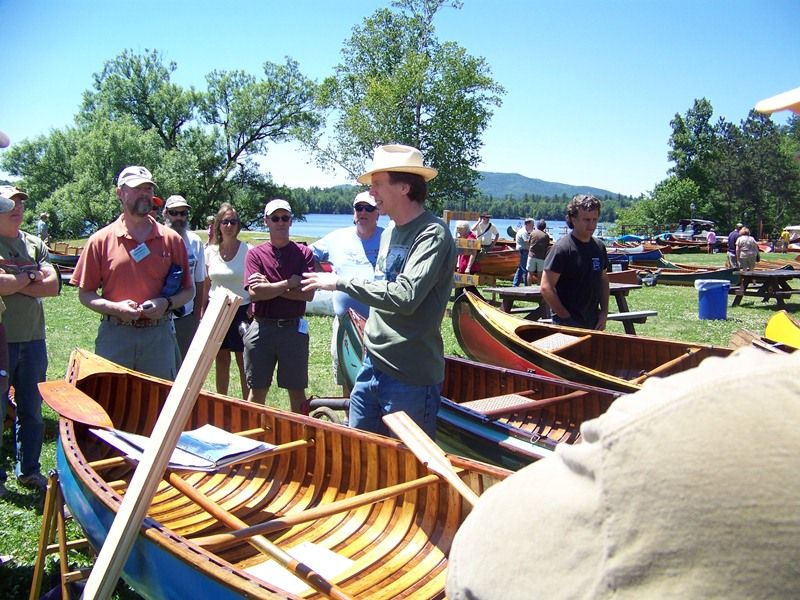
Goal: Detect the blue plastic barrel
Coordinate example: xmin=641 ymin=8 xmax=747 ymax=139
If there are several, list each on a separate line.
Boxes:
xmin=694 ymin=279 xmax=730 ymax=320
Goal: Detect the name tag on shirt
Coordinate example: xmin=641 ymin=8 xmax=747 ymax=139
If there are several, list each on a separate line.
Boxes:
xmin=130 ymin=243 xmax=151 ymax=263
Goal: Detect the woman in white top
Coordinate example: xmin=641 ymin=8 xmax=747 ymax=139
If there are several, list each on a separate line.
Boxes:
xmin=202 ymin=203 xmax=253 ymax=399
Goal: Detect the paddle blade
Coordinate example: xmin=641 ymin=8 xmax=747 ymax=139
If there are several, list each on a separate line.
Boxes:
xmin=383 ymin=411 xmax=480 ymax=506
xmin=39 ymin=380 xmax=114 ymax=429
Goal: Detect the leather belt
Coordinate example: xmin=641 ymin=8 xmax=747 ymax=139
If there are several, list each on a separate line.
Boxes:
xmin=255 ymin=317 xmax=300 ymax=328
xmin=102 ymin=315 xmax=169 ymax=328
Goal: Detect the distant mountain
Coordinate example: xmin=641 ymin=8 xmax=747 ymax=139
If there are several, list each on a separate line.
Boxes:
xmin=477 ymin=172 xmax=618 ymax=199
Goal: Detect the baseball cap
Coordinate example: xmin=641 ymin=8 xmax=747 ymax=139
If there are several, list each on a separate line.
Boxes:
xmin=117 ymin=166 xmax=157 ymax=189
xmin=264 ymin=198 xmax=292 ymax=217
xmin=165 ymin=195 xmax=190 ymax=210
xmin=0 ymin=185 xmax=26 ymax=214
xmin=353 ymin=191 xmax=377 ymax=207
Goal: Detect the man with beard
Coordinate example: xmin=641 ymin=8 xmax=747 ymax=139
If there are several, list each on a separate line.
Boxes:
xmin=163 ymin=195 xmax=206 ymax=365
xmin=71 ymin=166 xmax=193 ymax=380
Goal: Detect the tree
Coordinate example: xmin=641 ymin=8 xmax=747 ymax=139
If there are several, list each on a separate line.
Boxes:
xmin=667 ymin=98 xmax=719 ymax=199
xmin=2 ymin=49 xmax=322 ymax=237
xmin=315 ymin=0 xmax=504 ymax=209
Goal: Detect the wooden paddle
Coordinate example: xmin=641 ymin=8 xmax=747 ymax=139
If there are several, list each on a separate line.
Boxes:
xmin=40 ymin=377 xmax=350 ymax=599
xmin=382 ymin=411 xmax=481 ymax=506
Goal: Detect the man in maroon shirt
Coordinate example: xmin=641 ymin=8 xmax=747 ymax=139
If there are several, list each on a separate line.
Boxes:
xmin=243 ymin=199 xmax=315 ymax=412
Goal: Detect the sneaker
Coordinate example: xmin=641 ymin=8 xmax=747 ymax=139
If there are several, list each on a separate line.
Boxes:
xmin=0 ymin=481 xmax=7 ymax=498
xmin=18 ymin=472 xmax=47 ymax=491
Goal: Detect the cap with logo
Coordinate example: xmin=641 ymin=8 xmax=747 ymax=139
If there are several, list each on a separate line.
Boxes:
xmin=264 ymin=199 xmax=292 ymax=217
xmin=117 ymin=166 xmax=157 ymax=189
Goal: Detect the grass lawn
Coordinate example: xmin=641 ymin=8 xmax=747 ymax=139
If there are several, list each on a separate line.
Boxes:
xmin=0 ymin=247 xmax=796 ymax=598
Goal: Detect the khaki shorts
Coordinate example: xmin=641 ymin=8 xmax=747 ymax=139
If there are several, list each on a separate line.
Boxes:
xmin=243 ymin=318 xmax=309 ymax=390
xmin=526 ymin=256 xmax=546 ymax=273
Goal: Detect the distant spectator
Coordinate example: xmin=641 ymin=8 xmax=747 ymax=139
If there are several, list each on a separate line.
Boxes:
xmin=512 ymin=219 xmax=533 ymax=286
xmin=726 ymin=223 xmax=742 ymax=268
xmin=526 ymin=219 xmax=550 ymax=285
xmin=36 ymin=212 xmax=49 ymax=245
xmin=206 ymin=214 xmax=216 ymax=246
xmin=735 ymin=226 xmax=759 ymax=271
xmin=472 ymin=213 xmax=499 ymax=250
xmin=455 ymin=221 xmax=478 ymax=274
xmin=706 ymin=227 xmax=717 ymax=254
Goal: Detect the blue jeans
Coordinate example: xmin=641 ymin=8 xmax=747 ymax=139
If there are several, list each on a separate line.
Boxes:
xmin=2 ymin=339 xmax=47 ymax=480
xmin=349 ymin=355 xmax=442 ymax=439
xmin=512 ymin=249 xmax=529 ymax=287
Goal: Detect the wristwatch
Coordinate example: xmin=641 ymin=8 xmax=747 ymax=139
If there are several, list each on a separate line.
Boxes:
xmin=27 ymin=271 xmax=36 ymax=282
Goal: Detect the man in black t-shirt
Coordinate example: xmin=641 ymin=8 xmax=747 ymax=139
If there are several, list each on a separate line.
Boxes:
xmin=541 ymin=195 xmax=609 ymax=329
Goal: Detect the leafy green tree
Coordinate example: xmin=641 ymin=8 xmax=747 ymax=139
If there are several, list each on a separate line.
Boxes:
xmin=668 ymin=98 xmax=719 ymax=199
xmin=315 ymin=0 xmax=504 ymax=209
xmin=3 ymin=49 xmax=322 ymax=237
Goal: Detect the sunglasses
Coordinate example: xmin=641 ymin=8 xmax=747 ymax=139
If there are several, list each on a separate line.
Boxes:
xmin=220 ymin=219 xmax=239 ymax=226
xmin=270 ymin=215 xmax=292 ymax=223
xmin=167 ymin=209 xmax=188 ymax=217
xmin=354 ymin=204 xmax=376 ymax=213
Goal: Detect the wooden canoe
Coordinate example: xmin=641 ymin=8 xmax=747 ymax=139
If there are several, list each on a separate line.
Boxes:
xmin=47 ymin=242 xmax=83 ymax=267
xmin=764 ymin=310 xmax=800 ymax=350
xmin=634 ymin=264 xmax=740 ymax=286
xmin=452 ymin=291 xmax=733 ymax=393
xmin=471 ymin=246 xmax=518 ymax=279
xmin=52 ymin=349 xmax=510 ymax=599
xmin=335 ymin=309 xmax=623 ymax=471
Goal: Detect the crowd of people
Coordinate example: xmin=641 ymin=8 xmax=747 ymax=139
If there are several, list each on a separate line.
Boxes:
xmin=2 ymin=143 xmax=798 ymax=596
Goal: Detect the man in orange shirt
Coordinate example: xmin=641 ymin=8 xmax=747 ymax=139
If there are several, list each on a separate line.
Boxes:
xmin=71 ymin=166 xmax=193 ymax=380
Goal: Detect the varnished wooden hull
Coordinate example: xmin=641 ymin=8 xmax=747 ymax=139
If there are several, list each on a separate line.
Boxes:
xmin=472 ymin=248 xmax=518 ymax=279
xmin=452 ymin=292 xmax=732 ymax=393
xmin=54 ymin=350 xmax=510 ymax=599
xmin=337 ymin=311 xmax=622 ymax=471
xmin=636 ymin=265 xmax=740 ymax=286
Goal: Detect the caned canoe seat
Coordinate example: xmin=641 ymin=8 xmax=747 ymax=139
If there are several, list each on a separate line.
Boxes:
xmin=531 ymin=333 xmax=590 ymax=353
xmin=461 ymin=392 xmax=537 ymax=414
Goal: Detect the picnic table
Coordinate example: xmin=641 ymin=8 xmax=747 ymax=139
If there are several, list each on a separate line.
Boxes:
xmin=484 ymin=282 xmax=656 ymax=335
xmin=730 ymin=270 xmax=800 ymax=308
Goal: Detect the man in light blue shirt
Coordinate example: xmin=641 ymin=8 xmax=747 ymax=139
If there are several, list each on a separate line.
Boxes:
xmin=310 ymin=191 xmax=383 ymax=392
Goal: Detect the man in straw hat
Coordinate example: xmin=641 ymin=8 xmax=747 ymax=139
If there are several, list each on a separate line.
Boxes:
xmin=302 ymin=144 xmax=456 ymax=438
xmin=70 ymin=166 xmax=193 ymax=381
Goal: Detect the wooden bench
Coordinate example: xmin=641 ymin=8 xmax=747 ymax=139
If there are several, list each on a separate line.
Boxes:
xmin=539 ymin=310 xmax=657 ymax=335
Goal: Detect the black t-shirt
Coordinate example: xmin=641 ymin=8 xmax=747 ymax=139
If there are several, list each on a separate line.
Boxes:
xmin=543 ymin=233 xmax=608 ymax=328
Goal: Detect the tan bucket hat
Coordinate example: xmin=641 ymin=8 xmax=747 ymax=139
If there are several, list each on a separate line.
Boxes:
xmin=357 ymin=144 xmax=438 ymax=185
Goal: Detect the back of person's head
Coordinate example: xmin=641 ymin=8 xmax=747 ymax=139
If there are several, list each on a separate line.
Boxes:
xmin=565 ymin=194 xmax=601 ymax=228
xmin=536 ymin=219 xmax=547 ymax=231
xmin=740 ymin=226 xmax=751 ymax=236
xmin=387 ymin=171 xmax=427 ymax=203
xmin=447 ymin=347 xmax=800 ymax=599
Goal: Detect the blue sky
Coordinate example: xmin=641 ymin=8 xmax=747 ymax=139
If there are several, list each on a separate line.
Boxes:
xmin=2 ymin=0 xmax=798 ymax=197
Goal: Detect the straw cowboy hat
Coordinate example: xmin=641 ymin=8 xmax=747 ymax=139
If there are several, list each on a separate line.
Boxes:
xmin=755 ymin=87 xmax=800 ymax=115
xmin=357 ymin=144 xmax=438 ymax=185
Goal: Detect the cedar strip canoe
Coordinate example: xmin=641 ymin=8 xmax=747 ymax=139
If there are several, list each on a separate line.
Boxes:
xmin=452 ymin=291 xmax=732 ymax=393
xmin=52 ymin=349 xmax=510 ymax=599
xmin=471 ymin=247 xmax=518 ymax=279
xmin=336 ymin=310 xmax=623 ymax=471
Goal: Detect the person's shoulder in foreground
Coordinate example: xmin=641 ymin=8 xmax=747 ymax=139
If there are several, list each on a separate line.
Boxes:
xmin=446 ymin=346 xmax=800 ymax=600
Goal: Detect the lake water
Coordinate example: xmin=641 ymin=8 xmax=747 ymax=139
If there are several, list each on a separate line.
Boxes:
xmin=259 ymin=213 xmax=610 ymax=241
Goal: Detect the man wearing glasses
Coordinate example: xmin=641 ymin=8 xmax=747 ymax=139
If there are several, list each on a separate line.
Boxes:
xmin=0 ymin=186 xmax=60 ymax=493
xmin=243 ymin=199 xmax=315 ymax=412
xmin=302 ymin=144 xmax=456 ymax=439
xmin=71 ymin=166 xmax=193 ymax=380
xmin=163 ymin=195 xmax=206 ymax=366
xmin=309 ymin=191 xmax=384 ymax=394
